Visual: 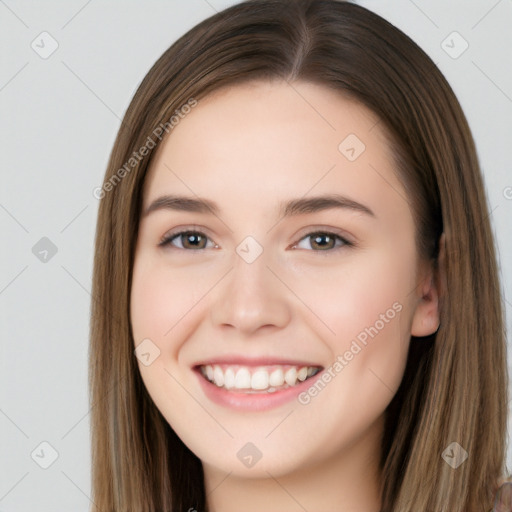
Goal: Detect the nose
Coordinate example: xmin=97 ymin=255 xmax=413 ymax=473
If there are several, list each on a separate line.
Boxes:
xmin=209 ymin=247 xmax=292 ymax=336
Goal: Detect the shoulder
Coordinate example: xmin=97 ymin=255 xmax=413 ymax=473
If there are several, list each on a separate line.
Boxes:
xmin=494 ymin=477 xmax=512 ymax=511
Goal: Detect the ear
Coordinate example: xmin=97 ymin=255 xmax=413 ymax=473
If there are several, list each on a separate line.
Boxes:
xmin=411 ymin=233 xmax=445 ymax=337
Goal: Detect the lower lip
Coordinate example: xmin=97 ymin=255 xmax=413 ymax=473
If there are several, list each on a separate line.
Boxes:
xmin=193 ymin=367 xmax=324 ymax=412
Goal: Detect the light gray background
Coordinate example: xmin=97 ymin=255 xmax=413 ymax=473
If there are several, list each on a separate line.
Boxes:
xmin=1 ymin=0 xmax=511 ymax=510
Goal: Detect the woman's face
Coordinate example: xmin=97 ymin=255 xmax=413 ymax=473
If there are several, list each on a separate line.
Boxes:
xmin=130 ymin=80 xmax=439 ymax=480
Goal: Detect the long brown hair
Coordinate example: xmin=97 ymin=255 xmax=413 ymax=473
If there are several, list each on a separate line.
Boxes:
xmin=89 ymin=1 xmax=508 ymax=510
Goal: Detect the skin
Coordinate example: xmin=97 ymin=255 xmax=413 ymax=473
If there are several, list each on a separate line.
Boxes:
xmin=130 ymin=80 xmax=441 ymax=512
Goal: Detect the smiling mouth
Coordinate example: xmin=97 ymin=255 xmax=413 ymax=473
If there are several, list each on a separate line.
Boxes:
xmin=196 ymin=364 xmax=323 ymax=393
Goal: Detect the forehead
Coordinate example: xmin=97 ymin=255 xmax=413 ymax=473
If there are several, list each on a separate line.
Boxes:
xmin=143 ymin=80 xmax=408 ymax=223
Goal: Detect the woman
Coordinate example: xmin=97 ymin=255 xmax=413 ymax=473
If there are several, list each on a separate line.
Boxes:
xmin=89 ymin=1 xmax=509 ymax=510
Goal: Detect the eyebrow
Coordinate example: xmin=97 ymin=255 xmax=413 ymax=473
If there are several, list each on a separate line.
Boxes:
xmin=143 ymin=193 xmax=375 ymax=219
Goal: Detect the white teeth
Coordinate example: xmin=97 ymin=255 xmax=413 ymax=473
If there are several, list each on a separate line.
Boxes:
xmin=224 ymin=367 xmax=235 ymax=389
xmin=234 ymin=368 xmax=251 ymax=389
xmin=268 ymin=368 xmax=284 ymax=387
xmin=284 ymin=367 xmax=297 ymax=386
xmin=297 ymin=367 xmax=308 ymax=381
xmin=251 ymin=370 xmax=269 ymax=390
xmin=213 ymin=365 xmax=224 ymax=387
xmin=200 ymin=364 xmax=321 ymax=392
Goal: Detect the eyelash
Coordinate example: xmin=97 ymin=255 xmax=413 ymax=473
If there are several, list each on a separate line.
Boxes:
xmin=158 ymin=228 xmax=354 ymax=252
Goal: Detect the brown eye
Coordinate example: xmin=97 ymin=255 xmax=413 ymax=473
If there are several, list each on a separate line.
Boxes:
xmin=310 ymin=233 xmax=336 ymax=250
xmin=159 ymin=230 xmax=214 ymax=250
xmin=294 ymin=231 xmax=352 ymax=251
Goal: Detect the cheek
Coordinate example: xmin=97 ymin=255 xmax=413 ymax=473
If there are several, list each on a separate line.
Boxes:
xmin=130 ymin=256 xmax=209 ymax=347
xmin=290 ymin=247 xmax=415 ymax=405
xmin=291 ymin=247 xmax=415 ymax=340
xmin=129 ymin=257 xmax=204 ymax=415
xmin=130 ymin=267 xmax=171 ymax=346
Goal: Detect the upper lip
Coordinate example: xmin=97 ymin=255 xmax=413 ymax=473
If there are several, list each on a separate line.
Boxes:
xmin=193 ymin=356 xmax=323 ymax=368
